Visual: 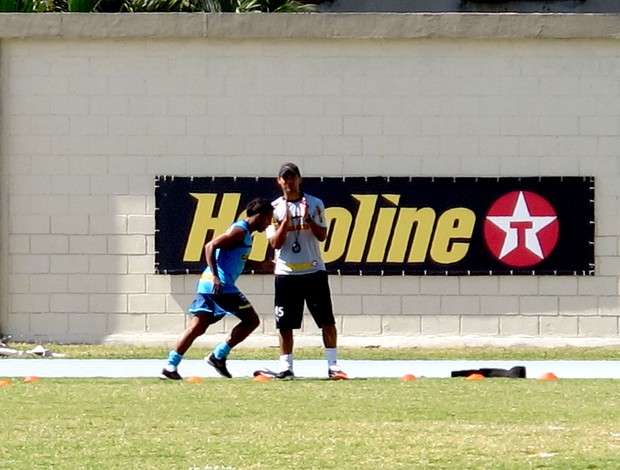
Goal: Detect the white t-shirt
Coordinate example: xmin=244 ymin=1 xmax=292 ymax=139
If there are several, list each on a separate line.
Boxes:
xmin=266 ymin=193 xmax=327 ymax=275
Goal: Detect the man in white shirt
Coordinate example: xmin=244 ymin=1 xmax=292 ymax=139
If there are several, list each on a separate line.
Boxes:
xmin=265 ymin=163 xmax=347 ymax=380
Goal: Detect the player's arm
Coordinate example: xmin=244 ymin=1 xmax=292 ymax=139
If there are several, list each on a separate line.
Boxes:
xmin=204 ymin=225 xmax=246 ymax=294
xmin=268 ymin=207 xmax=291 ymax=250
xmin=303 ymin=199 xmax=327 ymax=242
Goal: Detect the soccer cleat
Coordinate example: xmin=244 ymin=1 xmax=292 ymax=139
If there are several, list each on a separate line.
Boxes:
xmin=159 ymin=368 xmax=182 ymax=380
xmin=207 ymin=353 xmax=232 ymax=378
xmin=252 ymin=368 xmax=294 ymax=379
xmin=274 ymin=369 xmax=295 ymax=380
xmin=328 ymin=365 xmax=348 ymax=380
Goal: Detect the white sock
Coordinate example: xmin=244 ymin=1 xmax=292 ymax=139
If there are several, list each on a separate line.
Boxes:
xmin=280 ymin=354 xmax=293 ymax=372
xmin=325 ymin=348 xmax=338 ymax=367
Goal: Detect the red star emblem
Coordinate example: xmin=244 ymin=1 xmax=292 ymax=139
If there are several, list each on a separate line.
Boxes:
xmin=484 ymin=191 xmax=559 ymax=267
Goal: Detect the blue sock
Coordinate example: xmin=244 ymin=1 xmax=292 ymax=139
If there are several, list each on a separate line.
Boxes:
xmin=166 ymin=350 xmax=183 ymax=370
xmin=213 ymin=342 xmax=232 ymax=360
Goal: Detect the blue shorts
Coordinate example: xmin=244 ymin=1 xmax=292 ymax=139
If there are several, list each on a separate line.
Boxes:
xmin=188 ymin=292 xmax=252 ymax=322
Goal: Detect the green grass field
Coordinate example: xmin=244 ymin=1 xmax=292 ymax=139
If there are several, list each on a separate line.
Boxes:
xmin=2 ymin=345 xmax=620 ymax=468
xmin=2 ymin=377 xmax=619 ymax=469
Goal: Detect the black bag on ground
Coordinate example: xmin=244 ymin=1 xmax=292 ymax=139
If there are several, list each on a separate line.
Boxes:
xmin=450 ymin=366 xmax=526 ymax=378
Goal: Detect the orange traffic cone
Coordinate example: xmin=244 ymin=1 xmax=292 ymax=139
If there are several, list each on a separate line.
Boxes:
xmin=465 ymin=373 xmax=485 ymax=381
xmin=400 ymin=374 xmax=417 ymax=381
xmin=253 ymin=374 xmax=271 ymax=382
xmin=537 ymin=372 xmax=558 ymax=381
xmin=186 ymin=376 xmax=203 ymax=383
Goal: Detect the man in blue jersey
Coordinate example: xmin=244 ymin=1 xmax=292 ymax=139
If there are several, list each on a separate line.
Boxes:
xmin=160 ymin=198 xmax=273 ymax=380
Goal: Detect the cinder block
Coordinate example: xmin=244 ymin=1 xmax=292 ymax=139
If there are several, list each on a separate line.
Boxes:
xmin=499 ymin=277 xmax=539 ymax=295
xmin=540 ymin=316 xmax=578 ymax=336
xmin=50 ymin=294 xmax=88 ymax=313
xmin=9 ymin=274 xmax=30 ymax=294
xmin=30 ymin=274 xmax=68 ymax=294
xmin=578 ymin=316 xmax=619 ymax=337
xmin=107 ymin=313 xmax=146 ymax=334
xmin=481 ymin=296 xmax=519 ymax=315
xmin=420 ymin=277 xmax=459 ymax=295
xmin=559 ymin=296 xmax=599 ymax=316
xmin=89 ymin=294 xmax=128 ymax=314
xmin=380 ymin=277 xmax=420 ymax=295
xmin=341 ymin=276 xmax=381 ymax=295
xmin=382 ymin=315 xmax=421 ymax=335
xmin=539 ymin=277 xmax=578 ymax=295
xmin=442 ymin=296 xmax=480 ymax=316
xmin=421 ymin=315 xmax=460 ymax=335
xmin=460 ymin=277 xmax=499 ymax=295
xmin=50 ymin=254 xmax=89 ymax=274
xmin=520 ymin=296 xmax=558 ymax=316
xmin=9 ymin=235 xmax=31 ymax=254
xmin=30 ymin=313 xmax=68 ymax=335
xmin=578 ymin=276 xmax=617 ymax=296
xmin=69 ymin=195 xmax=108 ymax=215
xmin=51 ymin=175 xmax=89 ymax=194
xmin=89 ymin=255 xmax=128 ymax=275
xmin=5 ymin=313 xmax=31 ymax=336
xmin=332 ymin=295 xmax=362 ymax=315
xmin=598 ymin=296 xmax=620 ymax=316
xmin=107 ymin=235 xmax=146 ymax=255
xmin=500 ymin=316 xmax=540 ymax=336
xmin=363 ymin=295 xmax=401 ymax=315
xmin=341 ymin=315 xmax=382 ymax=335
xmin=236 ymin=276 xmax=265 ymax=295
xmin=107 ymin=274 xmax=146 ymax=294
xmin=69 ymin=313 xmax=107 ymax=336
xmin=12 ymin=255 xmax=50 ymax=274
xmin=31 ymin=235 xmax=68 ymax=254
xmin=597 ymin=257 xmax=620 ymax=276
xmin=147 ymin=314 xmax=186 ymax=334
xmin=68 ymin=274 xmax=107 ymax=294
xmin=460 ymin=316 xmax=499 ymax=335
xmin=10 ymin=215 xmax=51 ymax=234
xmin=70 ymin=235 xmax=107 ymax=254
xmin=402 ymin=295 xmax=440 ymax=315
xmin=128 ymin=255 xmax=154 ymax=275
xmin=53 ymin=216 xmax=89 ymax=235
xmin=128 ymin=294 xmax=166 ymax=313
xmin=11 ymin=294 xmax=49 ymax=313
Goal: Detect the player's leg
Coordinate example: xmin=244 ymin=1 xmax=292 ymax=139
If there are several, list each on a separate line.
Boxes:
xmin=274 ymin=275 xmax=304 ymax=378
xmin=160 ymin=310 xmax=211 ymax=380
xmin=306 ymin=271 xmax=348 ymax=380
xmin=206 ymin=293 xmax=257 ymax=378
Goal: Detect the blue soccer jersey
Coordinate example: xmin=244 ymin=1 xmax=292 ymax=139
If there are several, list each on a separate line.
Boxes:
xmin=196 ymin=220 xmax=252 ymax=295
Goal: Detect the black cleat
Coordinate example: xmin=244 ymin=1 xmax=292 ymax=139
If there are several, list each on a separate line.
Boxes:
xmin=274 ymin=369 xmax=295 ymax=380
xmin=207 ymin=353 xmax=232 ymax=378
xmin=159 ymin=368 xmax=182 ymax=380
xmin=253 ymin=368 xmax=295 ymax=379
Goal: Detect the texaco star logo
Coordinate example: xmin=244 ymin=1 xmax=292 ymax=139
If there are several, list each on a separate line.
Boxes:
xmin=484 ymin=191 xmax=559 ymax=267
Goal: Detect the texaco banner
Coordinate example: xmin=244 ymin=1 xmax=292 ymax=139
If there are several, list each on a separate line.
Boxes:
xmin=155 ymin=176 xmax=594 ymax=276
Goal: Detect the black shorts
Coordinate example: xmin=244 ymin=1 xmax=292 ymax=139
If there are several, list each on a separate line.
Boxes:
xmin=274 ymin=271 xmax=335 ymax=330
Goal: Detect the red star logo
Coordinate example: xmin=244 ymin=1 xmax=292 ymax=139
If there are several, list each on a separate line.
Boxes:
xmin=484 ymin=191 xmax=559 ymax=267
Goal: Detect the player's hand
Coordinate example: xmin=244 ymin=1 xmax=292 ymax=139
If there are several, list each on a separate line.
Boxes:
xmin=212 ymin=277 xmax=222 ymax=294
xmin=299 ymin=197 xmax=309 ymax=221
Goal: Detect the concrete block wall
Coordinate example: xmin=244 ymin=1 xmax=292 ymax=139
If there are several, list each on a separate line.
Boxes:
xmin=0 ymin=14 xmax=619 ymax=346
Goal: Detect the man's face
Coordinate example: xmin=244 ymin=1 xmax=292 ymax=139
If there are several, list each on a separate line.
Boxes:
xmin=277 ymin=171 xmax=301 ymax=196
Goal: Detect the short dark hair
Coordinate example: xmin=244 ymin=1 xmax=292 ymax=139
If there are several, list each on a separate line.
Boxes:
xmin=246 ymin=198 xmax=273 ymax=217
